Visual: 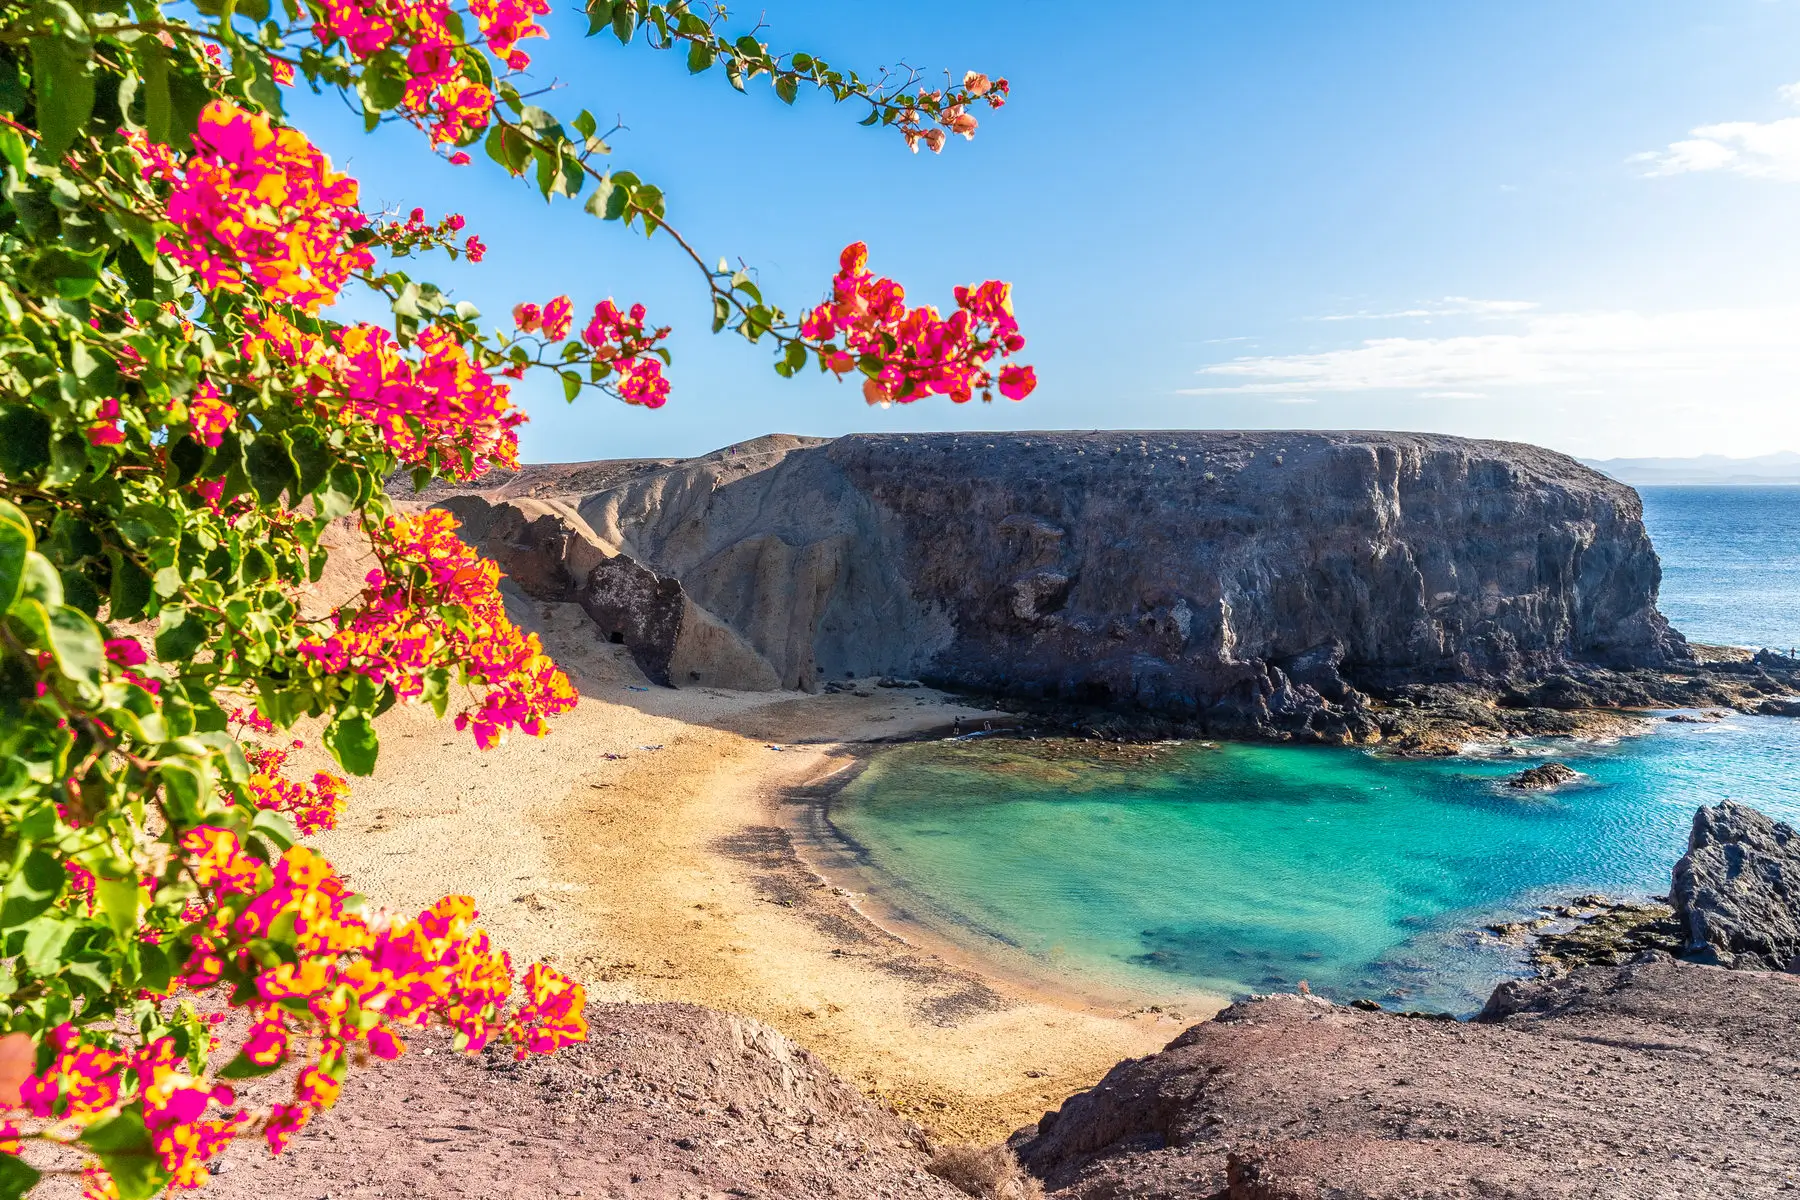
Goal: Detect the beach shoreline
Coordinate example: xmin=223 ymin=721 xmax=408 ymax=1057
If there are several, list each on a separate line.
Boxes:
xmin=305 ymin=597 xmax=1183 ymax=1142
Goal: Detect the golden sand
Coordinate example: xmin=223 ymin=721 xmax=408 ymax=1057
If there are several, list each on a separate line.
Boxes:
xmin=296 ymin=597 xmax=1188 ymax=1142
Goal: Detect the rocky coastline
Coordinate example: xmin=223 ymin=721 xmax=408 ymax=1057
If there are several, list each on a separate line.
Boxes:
xmin=424 ymin=432 xmax=1800 ymax=758
xmin=1007 ymin=801 xmax=1800 ymax=1199
xmin=301 ymin=431 xmax=1800 ymax=1198
xmin=215 ymin=796 xmax=1800 ymax=1200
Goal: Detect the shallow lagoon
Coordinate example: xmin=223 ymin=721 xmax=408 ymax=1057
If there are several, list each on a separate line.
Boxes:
xmin=834 ymin=717 xmax=1800 ymax=1013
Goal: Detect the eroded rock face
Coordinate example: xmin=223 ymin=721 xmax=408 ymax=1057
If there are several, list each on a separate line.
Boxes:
xmin=432 ymin=431 xmax=1689 ymax=731
xmin=1673 ymin=800 xmax=1800 ymax=971
xmin=432 ymin=490 xmax=780 ymax=690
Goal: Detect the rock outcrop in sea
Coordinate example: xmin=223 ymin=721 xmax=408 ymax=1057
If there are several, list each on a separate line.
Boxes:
xmin=1504 ymin=762 xmax=1580 ymax=790
xmin=1674 ymin=799 xmax=1800 ymax=971
xmin=429 ymin=430 xmax=1711 ymax=742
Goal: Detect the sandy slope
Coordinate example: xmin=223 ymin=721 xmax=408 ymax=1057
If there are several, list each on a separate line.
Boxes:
xmin=283 ymin=592 xmax=1175 ymax=1143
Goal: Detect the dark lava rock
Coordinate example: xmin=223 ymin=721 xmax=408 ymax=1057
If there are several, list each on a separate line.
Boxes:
xmin=1012 ymin=955 xmax=1800 ymax=1199
xmin=432 ymin=431 xmax=1691 ymax=740
xmin=1505 ymin=762 xmax=1580 ymax=790
xmin=1673 ymin=800 xmax=1800 ymax=970
xmin=1526 ymin=898 xmax=1682 ymax=973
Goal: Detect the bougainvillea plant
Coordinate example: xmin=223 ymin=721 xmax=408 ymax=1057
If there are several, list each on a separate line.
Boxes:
xmin=0 ymin=0 xmax=1034 ymax=1194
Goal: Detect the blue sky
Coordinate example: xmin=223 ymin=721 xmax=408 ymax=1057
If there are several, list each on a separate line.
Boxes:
xmin=298 ymin=1 xmax=1800 ymax=462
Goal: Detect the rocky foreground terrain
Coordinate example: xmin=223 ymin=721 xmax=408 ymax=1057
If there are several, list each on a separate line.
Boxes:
xmin=425 ymin=432 xmax=1800 ymax=751
xmin=213 ymin=801 xmax=1800 ymax=1200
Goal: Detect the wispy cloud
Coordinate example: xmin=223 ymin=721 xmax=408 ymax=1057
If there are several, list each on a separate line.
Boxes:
xmin=1183 ymin=307 xmax=1800 ymax=396
xmin=1318 ymin=296 xmax=1538 ymax=321
xmin=1633 ymin=82 xmax=1800 ymax=180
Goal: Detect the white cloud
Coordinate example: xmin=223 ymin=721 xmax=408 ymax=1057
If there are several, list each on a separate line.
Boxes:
xmin=1183 ymin=306 xmax=1800 ymax=397
xmin=1634 ymin=82 xmax=1800 ymax=180
xmin=1319 ymin=296 xmax=1538 ymax=321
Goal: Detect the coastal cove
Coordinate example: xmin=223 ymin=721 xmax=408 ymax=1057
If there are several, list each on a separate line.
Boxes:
xmin=784 ymin=486 xmax=1800 ymax=1018
xmin=811 ymin=718 xmax=1800 ymax=1015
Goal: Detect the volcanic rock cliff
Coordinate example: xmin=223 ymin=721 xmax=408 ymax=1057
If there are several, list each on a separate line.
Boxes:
xmin=430 ymin=430 xmax=1694 ymax=738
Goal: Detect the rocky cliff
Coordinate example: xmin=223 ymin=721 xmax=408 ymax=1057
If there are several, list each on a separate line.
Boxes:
xmin=431 ymin=431 xmax=1691 ymax=737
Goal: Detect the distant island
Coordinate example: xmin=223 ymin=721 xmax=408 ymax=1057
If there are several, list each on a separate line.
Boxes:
xmin=1583 ymin=451 xmax=1800 ymax=486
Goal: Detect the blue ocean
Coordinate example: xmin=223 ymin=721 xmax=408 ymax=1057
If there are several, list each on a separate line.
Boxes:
xmin=833 ymin=486 xmax=1800 ymax=1013
xmin=1641 ymin=486 xmax=1800 ymax=652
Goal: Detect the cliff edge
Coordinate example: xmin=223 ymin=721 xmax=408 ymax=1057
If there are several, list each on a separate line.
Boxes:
xmin=428 ymin=430 xmax=1699 ymax=740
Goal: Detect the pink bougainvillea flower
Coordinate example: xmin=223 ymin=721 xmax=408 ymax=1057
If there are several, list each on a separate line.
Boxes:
xmin=799 ymin=243 xmax=1033 ymax=405
xmin=130 ymin=101 xmax=373 ymax=314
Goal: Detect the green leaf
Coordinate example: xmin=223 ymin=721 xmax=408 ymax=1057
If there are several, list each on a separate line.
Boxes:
xmin=0 ymin=851 xmax=63 ymax=930
xmin=561 ymin=370 xmax=582 ymax=402
xmin=82 ymin=1108 xmax=172 ymax=1200
xmin=21 ymin=551 xmax=62 ymax=606
xmin=0 ymin=1149 xmax=41 ymax=1200
xmin=217 ymin=1048 xmax=283 ymax=1080
xmin=248 ymin=807 xmax=298 ymax=854
xmin=28 ymin=246 xmax=105 ymax=299
xmin=96 ymin=874 xmax=138 ymax=936
xmin=612 ymin=1 xmax=636 ymax=44
xmin=0 ymin=405 xmax=51 ymax=477
xmin=687 ymin=39 xmax=715 ymax=73
xmin=584 ymin=0 xmax=616 ymax=36
xmin=360 ymin=52 xmax=407 ymax=112
xmin=583 ymin=173 xmax=614 ymax=218
xmin=193 ymin=729 xmax=250 ymax=783
xmin=140 ymin=47 xmax=208 ymax=149
xmin=775 ymin=74 xmax=798 ymax=105
xmin=288 ymin=425 xmax=331 ymax=496
xmin=245 ymin=433 xmax=299 ymax=504
xmin=47 ymin=604 xmax=104 ymax=684
xmin=0 ymin=126 xmax=25 ymax=175
xmin=153 ymin=606 xmax=207 ymax=662
xmin=484 ymin=123 xmax=530 ymax=175
xmin=19 ymin=913 xmax=76 ymax=973
xmin=168 ymin=435 xmax=207 ymax=485
xmin=325 ymin=713 xmax=380 ymax=776
xmin=317 ymin=463 xmax=359 ymax=521
xmin=572 ymin=109 xmax=597 ymax=138
xmin=0 ymin=499 xmax=30 ymax=616
xmin=115 ymin=503 xmax=178 ymax=550
xmin=603 ymin=179 xmax=631 ymax=221
xmin=156 ymin=759 xmax=208 ymax=825
xmin=108 ymin=551 xmax=151 ymax=622
xmin=136 ymin=939 xmax=172 ymax=996
xmin=31 ymin=35 xmax=95 ymax=160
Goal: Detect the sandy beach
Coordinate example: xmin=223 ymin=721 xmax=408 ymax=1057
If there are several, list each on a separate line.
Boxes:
xmin=293 ymin=594 xmax=1189 ymax=1143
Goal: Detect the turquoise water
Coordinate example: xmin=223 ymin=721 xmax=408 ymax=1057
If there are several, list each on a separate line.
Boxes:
xmin=835 ymin=723 xmax=1800 ymax=1013
xmin=1642 ymin=486 xmax=1800 ymax=650
xmin=835 ymin=488 xmax=1800 ymax=1013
